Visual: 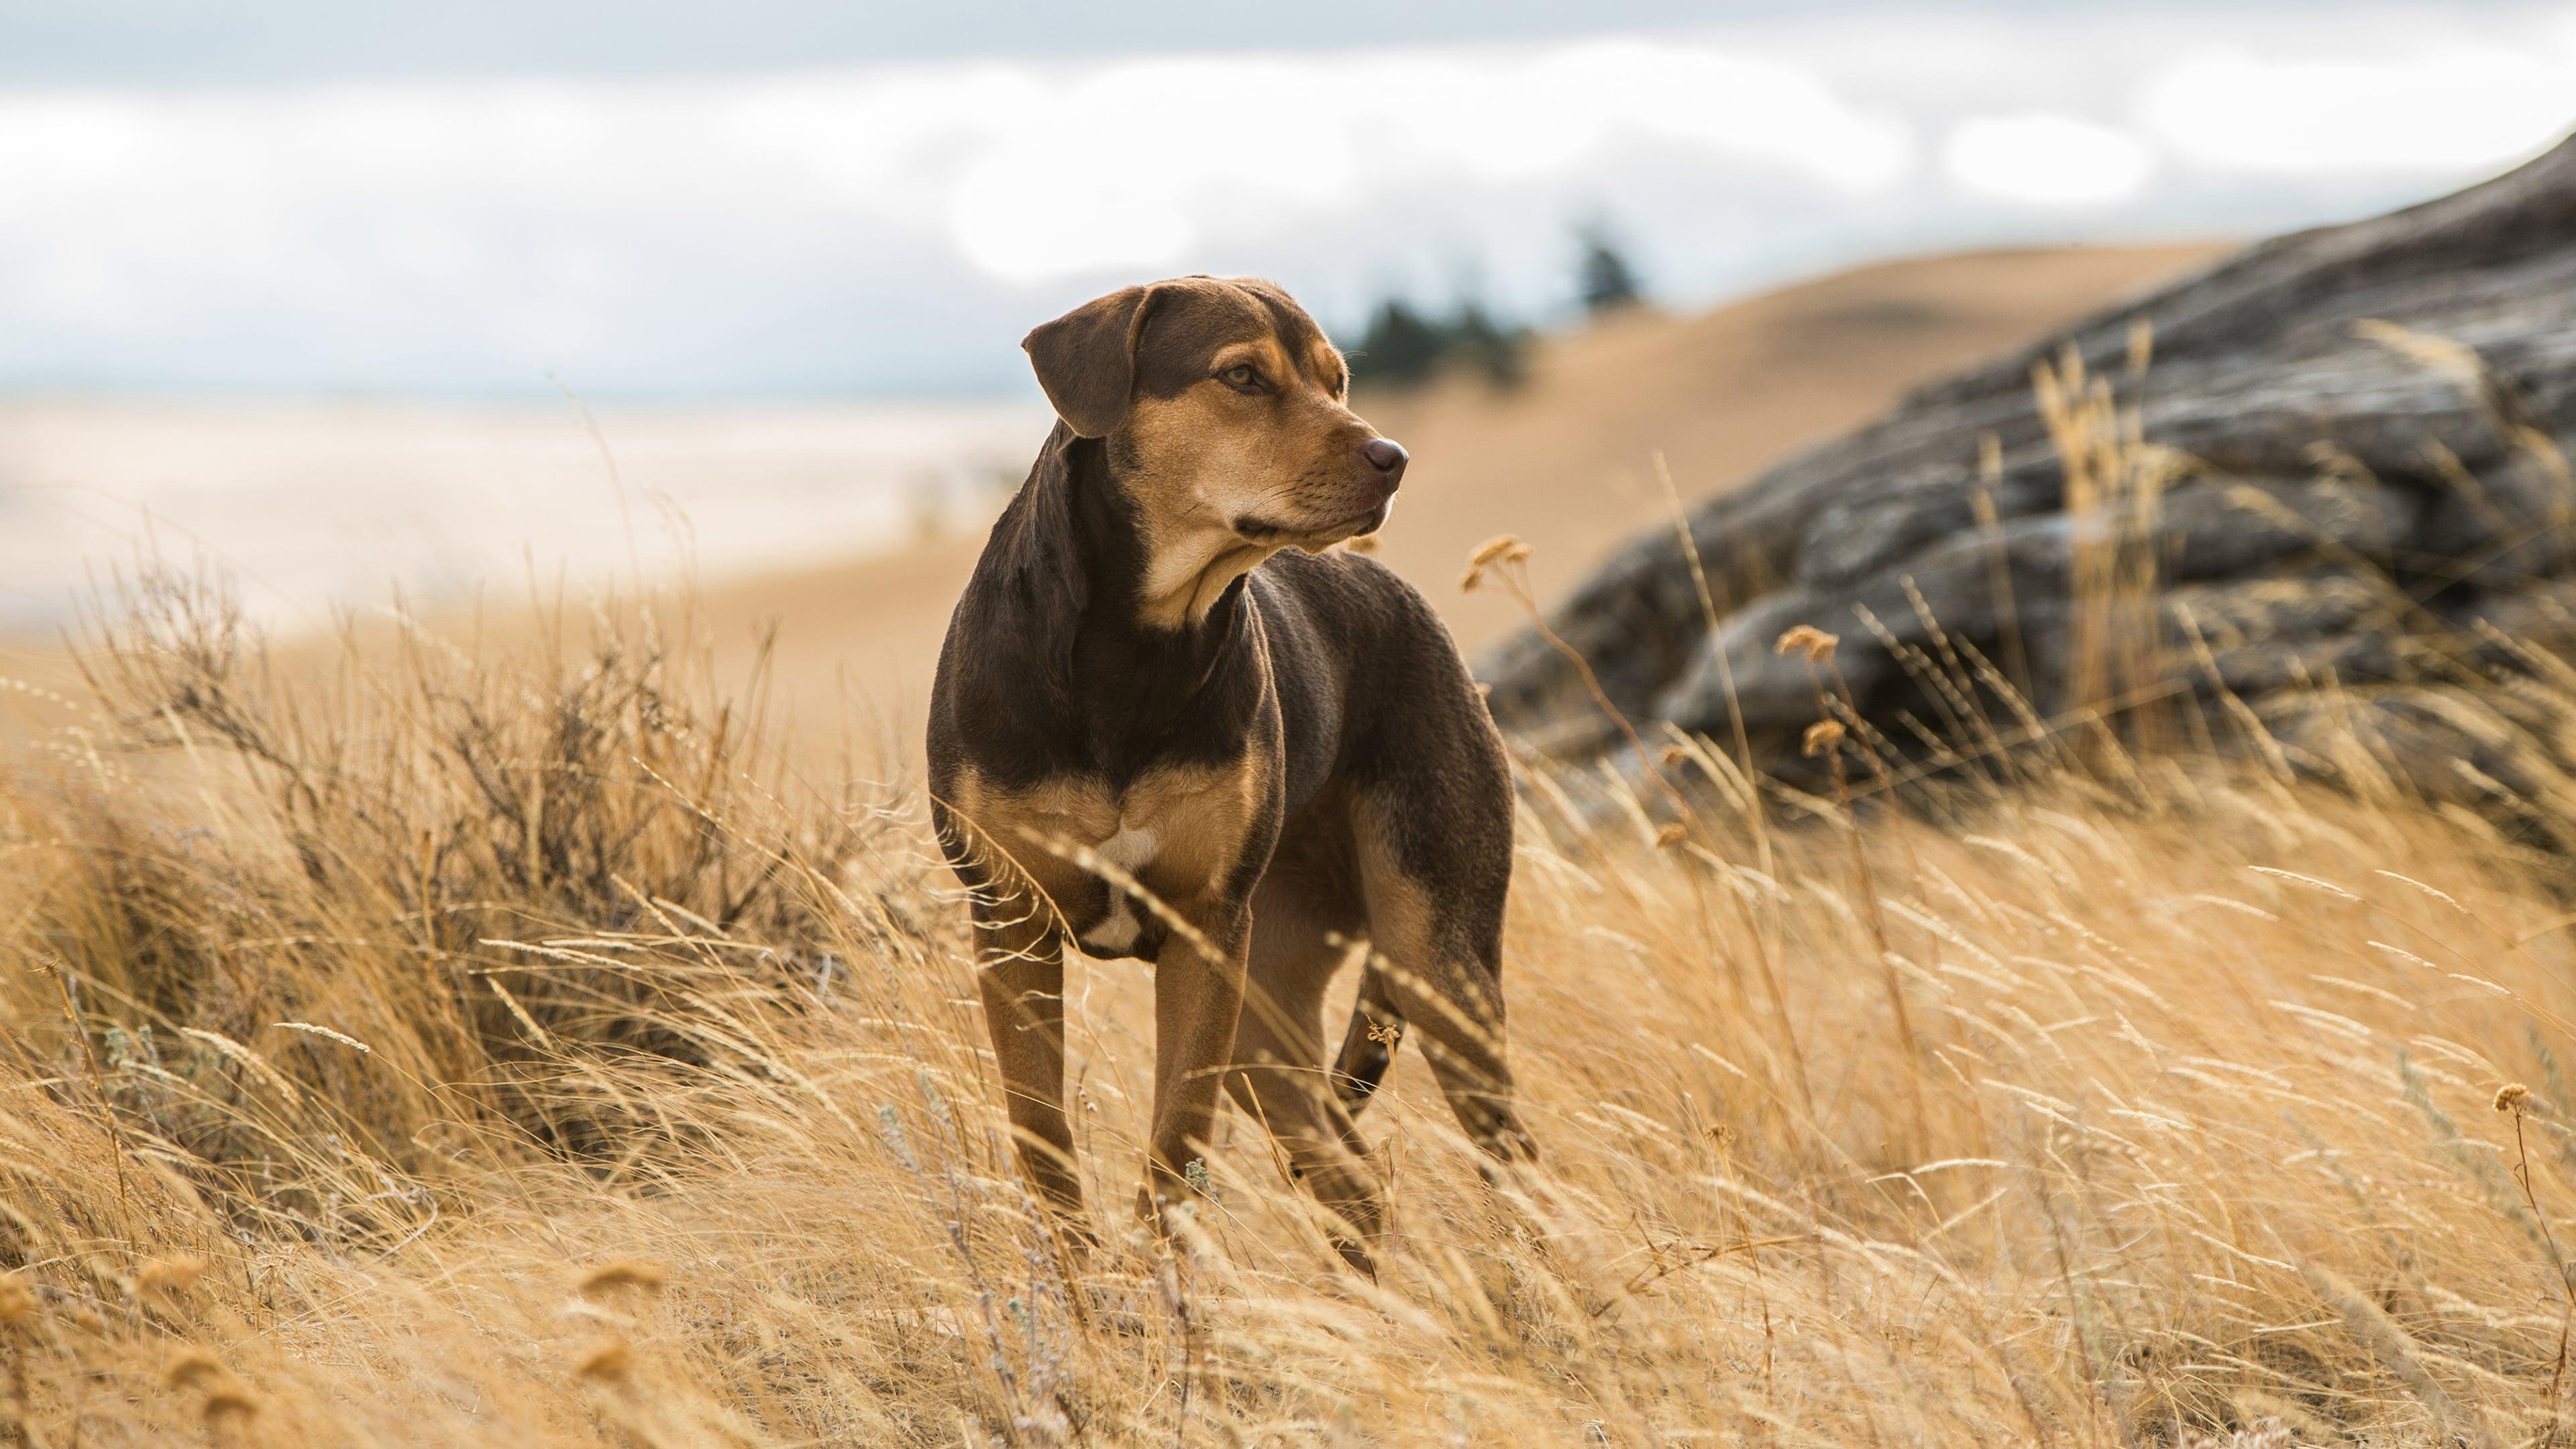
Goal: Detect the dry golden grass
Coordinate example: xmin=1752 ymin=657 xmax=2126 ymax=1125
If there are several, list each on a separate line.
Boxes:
xmin=5 ymin=557 xmax=2576 ymax=1448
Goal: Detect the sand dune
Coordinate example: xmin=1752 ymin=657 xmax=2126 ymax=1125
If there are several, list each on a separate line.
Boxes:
xmin=697 ymin=242 xmax=2224 ymax=751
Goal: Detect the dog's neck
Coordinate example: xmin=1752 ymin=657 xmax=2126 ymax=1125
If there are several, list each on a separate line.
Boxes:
xmin=1134 ymin=528 xmax=1273 ymax=633
xmin=1085 ymin=439 xmax=1283 ymax=633
xmin=993 ymin=429 xmax=1260 ymax=691
xmin=1075 ymin=437 xmax=1277 ymax=637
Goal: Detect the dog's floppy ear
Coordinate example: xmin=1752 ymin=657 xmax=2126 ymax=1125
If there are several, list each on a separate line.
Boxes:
xmin=1023 ymin=284 xmax=1159 ymax=439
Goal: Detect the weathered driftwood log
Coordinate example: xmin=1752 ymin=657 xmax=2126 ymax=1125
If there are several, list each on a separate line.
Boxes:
xmin=1479 ymin=133 xmax=2576 ymax=809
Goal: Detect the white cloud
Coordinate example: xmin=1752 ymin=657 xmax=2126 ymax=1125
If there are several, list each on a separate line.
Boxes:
xmin=0 ymin=7 xmax=2573 ymax=394
xmin=1540 ymin=39 xmax=1914 ymax=195
xmin=1942 ymin=112 xmax=2156 ymax=207
xmin=920 ymin=42 xmax=1913 ymax=283
xmin=2140 ymin=45 xmax=2576 ymax=175
xmin=0 ymin=38 xmax=1919 ymax=311
xmin=949 ymin=148 xmax=1197 ymax=285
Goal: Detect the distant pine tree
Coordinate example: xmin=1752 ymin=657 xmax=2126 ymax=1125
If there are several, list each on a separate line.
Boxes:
xmin=1347 ymin=292 xmax=1531 ymax=392
xmin=1448 ymin=301 xmax=1529 ymax=388
xmin=1576 ymin=226 xmax=1644 ymax=316
xmin=1350 ymin=299 xmax=1447 ymax=388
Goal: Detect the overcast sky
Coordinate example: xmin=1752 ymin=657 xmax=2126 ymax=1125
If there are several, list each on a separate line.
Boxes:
xmin=0 ymin=1 xmax=2275 ymax=80
xmin=2 ymin=1 xmax=2572 ymax=398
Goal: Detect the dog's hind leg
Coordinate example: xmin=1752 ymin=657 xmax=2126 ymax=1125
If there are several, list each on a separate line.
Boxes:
xmin=1328 ymin=967 xmax=1405 ymax=1114
xmin=1352 ymin=798 xmax=1538 ymax=1166
xmin=1230 ymin=870 xmax=1386 ymax=1274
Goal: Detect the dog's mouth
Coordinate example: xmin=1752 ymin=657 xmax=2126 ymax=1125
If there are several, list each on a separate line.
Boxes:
xmin=1232 ymin=498 xmax=1393 ymax=547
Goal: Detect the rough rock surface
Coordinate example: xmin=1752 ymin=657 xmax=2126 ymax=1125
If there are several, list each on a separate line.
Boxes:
xmin=1479 ymin=134 xmax=2576 ymax=810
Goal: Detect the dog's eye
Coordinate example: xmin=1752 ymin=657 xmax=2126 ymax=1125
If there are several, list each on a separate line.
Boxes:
xmin=1219 ymin=364 xmax=1261 ymax=391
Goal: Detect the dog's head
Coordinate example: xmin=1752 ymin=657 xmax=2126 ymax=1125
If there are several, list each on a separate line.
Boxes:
xmin=1024 ymin=277 xmax=1405 ymax=619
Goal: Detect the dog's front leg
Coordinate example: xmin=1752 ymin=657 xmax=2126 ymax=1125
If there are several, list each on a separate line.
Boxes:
xmin=1140 ymin=909 xmax=1250 ymax=1224
xmin=973 ymin=913 xmax=1089 ymax=1232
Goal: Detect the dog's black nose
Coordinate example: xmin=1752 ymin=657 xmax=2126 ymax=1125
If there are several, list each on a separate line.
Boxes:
xmin=1362 ymin=437 xmax=1408 ymax=480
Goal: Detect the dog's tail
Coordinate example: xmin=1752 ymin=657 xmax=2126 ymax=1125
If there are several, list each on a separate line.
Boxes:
xmin=1330 ymin=968 xmax=1406 ymax=1114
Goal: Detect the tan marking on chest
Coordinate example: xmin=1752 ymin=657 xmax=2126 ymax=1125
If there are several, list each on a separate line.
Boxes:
xmin=950 ymin=756 xmax=1265 ymax=935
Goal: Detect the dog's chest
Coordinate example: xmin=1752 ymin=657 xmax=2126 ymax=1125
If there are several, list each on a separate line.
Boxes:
xmin=951 ymin=758 xmax=1264 ymax=956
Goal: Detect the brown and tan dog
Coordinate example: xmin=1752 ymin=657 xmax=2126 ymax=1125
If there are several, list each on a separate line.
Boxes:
xmin=927 ymin=276 xmax=1532 ymax=1272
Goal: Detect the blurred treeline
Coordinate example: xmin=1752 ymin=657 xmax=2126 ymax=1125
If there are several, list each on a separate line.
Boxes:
xmin=1348 ymin=225 xmax=1643 ymax=391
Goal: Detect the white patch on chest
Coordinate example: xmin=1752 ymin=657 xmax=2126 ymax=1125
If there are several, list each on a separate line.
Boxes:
xmin=1078 ymin=822 xmax=1161 ymax=955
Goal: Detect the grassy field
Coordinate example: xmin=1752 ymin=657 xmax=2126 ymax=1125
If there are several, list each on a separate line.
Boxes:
xmin=5 ymin=273 xmax=2573 ymax=1444
xmin=5 ymin=542 xmax=2576 ymax=1448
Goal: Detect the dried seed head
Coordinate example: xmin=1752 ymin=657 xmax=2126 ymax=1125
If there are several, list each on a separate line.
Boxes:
xmin=202 ymin=1387 xmax=260 ymax=1426
xmin=2126 ymin=315 xmax=2155 ymax=380
xmin=138 ymin=1256 xmax=204 ymax=1301
xmin=1460 ymin=534 xmax=1533 ymax=592
xmin=1775 ymin=625 xmax=1837 ymax=662
xmin=1654 ymin=822 xmax=1688 ymax=849
xmin=2496 ymin=1083 xmax=2533 ymax=1114
xmin=271 ymin=1020 xmax=372 ymax=1054
xmin=165 ymin=1347 xmax=227 ymax=1389
xmin=1802 ymin=720 xmax=1846 ymax=757
xmin=1364 ymin=1020 xmax=1403 ymax=1047
xmin=576 ymin=1336 xmax=633 ymax=1385
xmin=578 ymin=1260 xmax=669 ymax=1299
xmin=0 ymin=1274 xmax=34 ymax=1326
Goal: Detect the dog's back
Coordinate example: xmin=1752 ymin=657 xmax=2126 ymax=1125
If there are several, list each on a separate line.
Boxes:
xmin=1244 ymin=545 xmax=1512 ymax=839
